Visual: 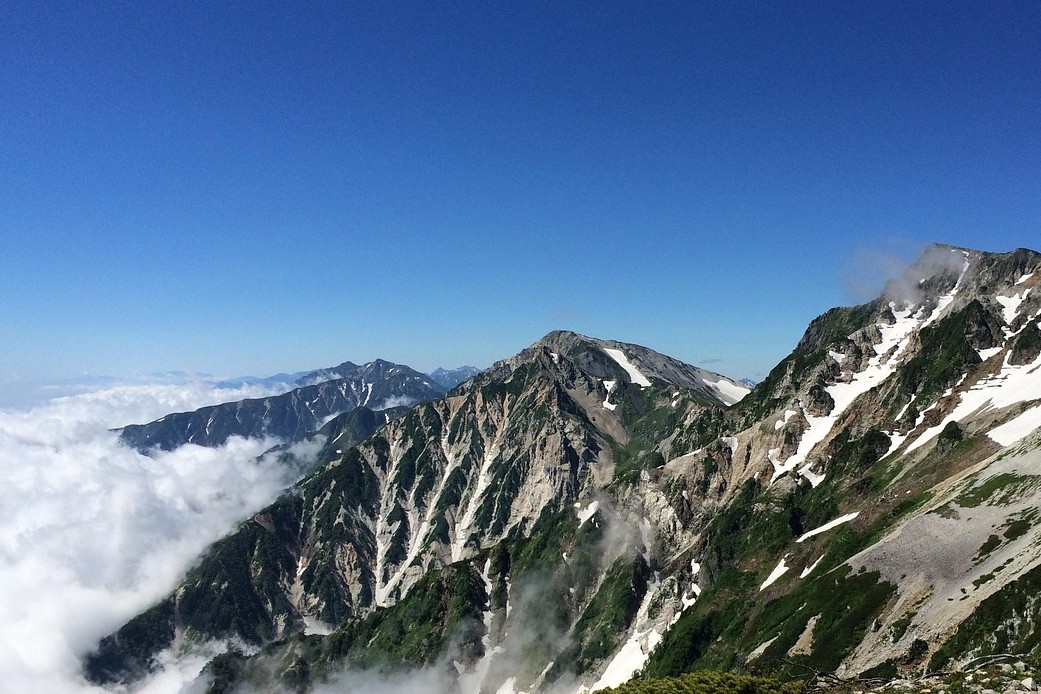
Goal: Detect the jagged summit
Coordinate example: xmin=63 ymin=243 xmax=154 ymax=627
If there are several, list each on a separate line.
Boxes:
xmin=472 ymin=329 xmax=750 ymax=407
xmin=881 ymin=244 xmax=1041 ymax=310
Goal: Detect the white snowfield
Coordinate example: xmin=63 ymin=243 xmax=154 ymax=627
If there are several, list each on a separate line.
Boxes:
xmin=775 ymin=409 xmax=796 ymax=430
xmin=907 ymin=347 xmax=1041 ymax=453
xmin=798 ymin=464 xmax=826 ymax=488
xmin=681 ymin=560 xmax=702 ymax=610
xmin=770 ymin=302 xmax=929 ymax=483
xmin=996 ymin=286 xmax=1032 ymax=326
xmin=603 ymin=348 xmax=652 ymax=387
xmin=989 ymin=403 xmax=1041 ymax=446
xmin=706 ymin=376 xmax=751 ymax=406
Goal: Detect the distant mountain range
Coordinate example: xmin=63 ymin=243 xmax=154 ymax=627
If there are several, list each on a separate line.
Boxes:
xmin=90 ymin=245 xmax=1041 ymax=694
xmin=429 ymin=365 xmax=483 ymax=390
xmin=119 ymin=361 xmax=482 ymax=452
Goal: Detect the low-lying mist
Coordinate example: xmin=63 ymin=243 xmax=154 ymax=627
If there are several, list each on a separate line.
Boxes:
xmin=0 ymin=381 xmax=303 ymax=692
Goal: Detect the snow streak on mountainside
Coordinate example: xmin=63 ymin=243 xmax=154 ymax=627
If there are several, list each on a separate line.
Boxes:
xmin=87 ymin=245 xmax=1041 ymax=694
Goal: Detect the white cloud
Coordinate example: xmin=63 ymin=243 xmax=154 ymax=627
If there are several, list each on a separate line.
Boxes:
xmin=0 ymin=382 xmax=302 ymax=692
xmin=374 ymin=395 xmax=416 ymax=411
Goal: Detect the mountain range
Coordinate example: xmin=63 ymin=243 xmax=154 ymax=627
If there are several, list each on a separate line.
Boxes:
xmin=88 ymin=244 xmax=1041 ymax=693
xmin=118 ymin=360 xmax=479 ymax=452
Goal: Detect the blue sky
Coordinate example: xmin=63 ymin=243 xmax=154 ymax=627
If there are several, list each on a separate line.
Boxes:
xmin=2 ymin=1 xmax=1039 ymax=392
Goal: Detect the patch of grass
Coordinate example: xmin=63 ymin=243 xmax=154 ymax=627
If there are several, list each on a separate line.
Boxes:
xmin=607 ymin=670 xmax=806 ymax=694
xmin=860 ymin=659 xmax=899 ymax=679
xmin=1002 ymin=512 xmax=1035 ymax=542
xmin=888 ymin=610 xmax=917 ymax=643
xmin=955 ymin=472 xmax=1030 ymax=508
xmin=974 ymin=534 xmax=1003 ymax=563
xmin=749 ymin=566 xmax=896 ymax=677
xmin=642 ymin=569 xmax=757 ymax=678
xmin=314 ymin=562 xmax=486 ymax=673
xmin=929 ymin=503 xmax=960 ymax=519
xmin=550 ymin=554 xmax=652 ymax=679
xmin=895 ymin=300 xmax=989 ymax=404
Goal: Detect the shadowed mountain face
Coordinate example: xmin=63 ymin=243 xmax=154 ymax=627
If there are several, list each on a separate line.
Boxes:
xmin=118 ymin=359 xmax=446 ymax=451
xmin=90 ymin=246 xmax=1041 ymax=694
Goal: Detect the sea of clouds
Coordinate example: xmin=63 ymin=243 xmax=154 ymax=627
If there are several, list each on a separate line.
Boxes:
xmin=0 ymin=380 xmax=303 ymax=692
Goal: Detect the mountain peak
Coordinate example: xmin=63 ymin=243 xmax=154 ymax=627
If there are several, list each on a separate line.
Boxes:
xmin=879 ymin=244 xmax=1041 ymax=314
xmin=480 ymin=330 xmax=751 ymax=406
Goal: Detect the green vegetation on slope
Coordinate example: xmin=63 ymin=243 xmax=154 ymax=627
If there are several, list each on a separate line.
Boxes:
xmin=604 ymin=670 xmax=805 ymax=694
xmin=929 ymin=563 xmax=1041 ymax=670
xmin=896 ymin=300 xmax=995 ymax=404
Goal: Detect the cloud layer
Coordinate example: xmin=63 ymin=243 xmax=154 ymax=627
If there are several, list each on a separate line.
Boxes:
xmin=0 ymin=382 xmax=302 ymax=692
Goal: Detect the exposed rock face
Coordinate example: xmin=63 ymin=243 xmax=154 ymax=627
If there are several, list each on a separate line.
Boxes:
xmin=88 ymin=245 xmax=1041 ymax=693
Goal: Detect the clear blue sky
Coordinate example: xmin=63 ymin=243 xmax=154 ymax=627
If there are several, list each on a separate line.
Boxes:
xmin=2 ymin=1 xmax=1039 ymax=389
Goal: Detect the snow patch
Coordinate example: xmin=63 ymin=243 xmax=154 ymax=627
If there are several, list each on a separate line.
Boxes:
xmin=706 ymin=376 xmax=750 ymax=405
xmin=907 ymin=350 xmax=1041 ymax=453
xmin=760 ymin=558 xmax=790 ymax=591
xmin=988 ymin=403 xmax=1041 ymax=446
xmin=799 ymin=556 xmax=825 ymax=578
xmin=798 ymin=463 xmax=826 ymax=488
xmin=770 ymin=282 xmax=967 ymax=483
xmin=796 ymin=512 xmax=860 ymax=543
xmin=768 ymin=448 xmax=788 ymax=477
xmin=996 ymin=287 xmax=1032 ymax=325
xmin=575 ymin=500 xmax=600 ymax=527
xmin=774 ymin=409 xmax=796 ymax=431
xmin=978 ymin=346 xmax=1004 ymax=362
xmin=603 ymin=348 xmax=652 ymax=387
xmin=883 ymin=429 xmax=909 ymax=458
xmin=681 ymin=560 xmax=702 ymax=610
xmin=602 ymin=380 xmax=618 ymax=411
